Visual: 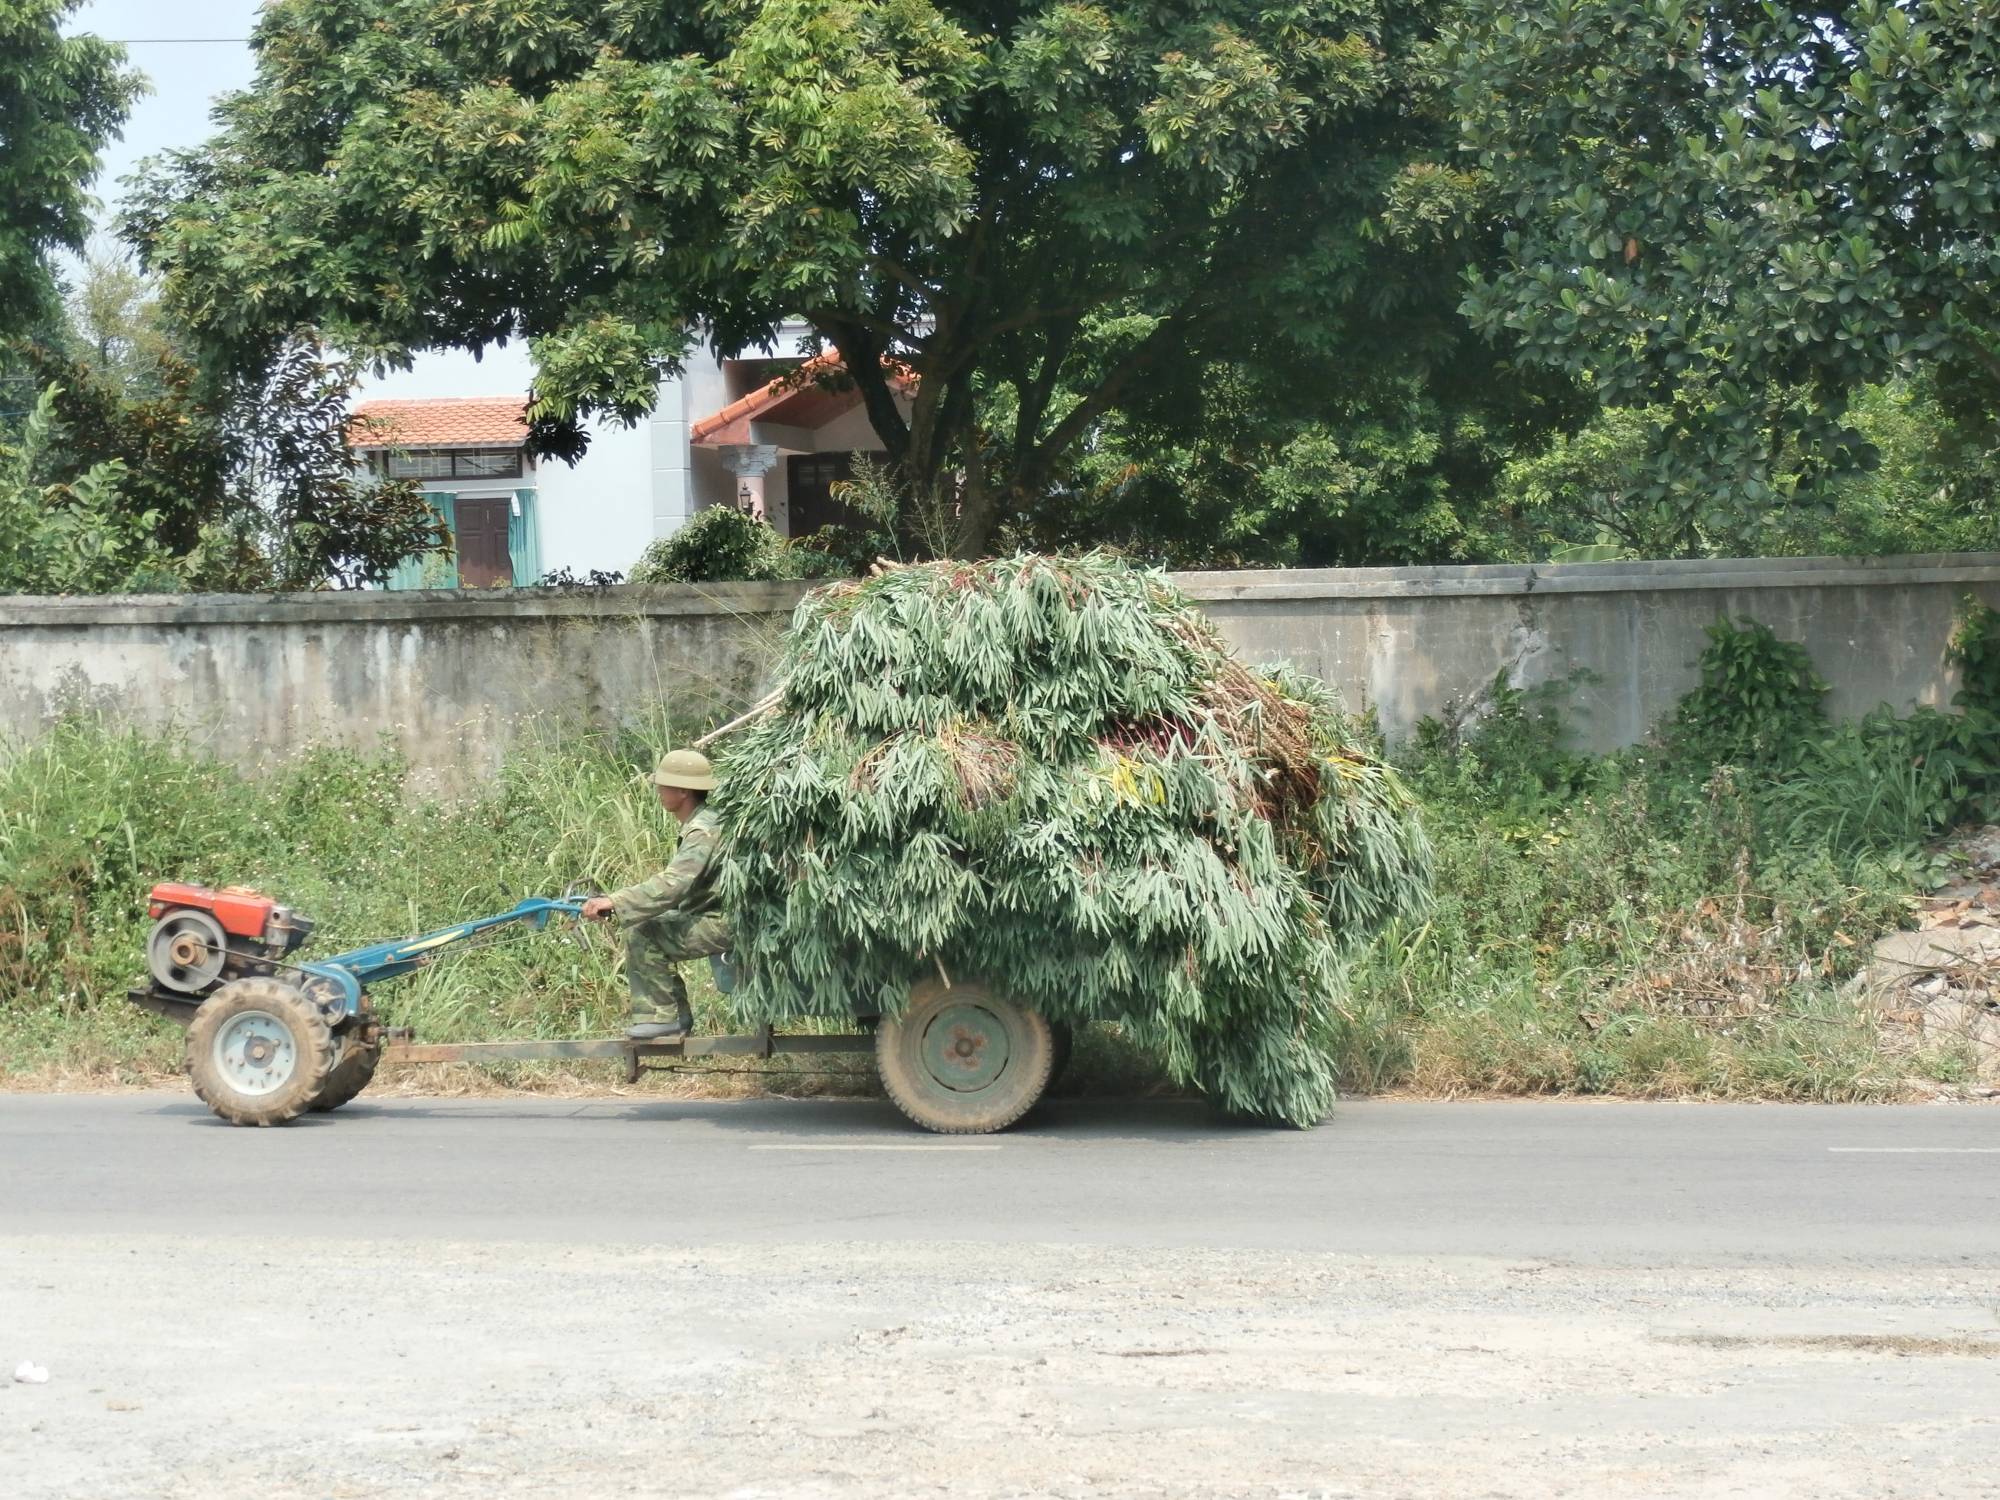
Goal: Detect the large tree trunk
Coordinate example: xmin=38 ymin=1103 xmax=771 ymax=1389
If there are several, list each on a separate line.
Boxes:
xmin=951 ymin=462 xmax=1003 ymax=558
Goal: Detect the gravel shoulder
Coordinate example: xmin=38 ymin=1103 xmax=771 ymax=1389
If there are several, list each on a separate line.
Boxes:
xmin=5 ymin=1236 xmax=1998 ymax=1499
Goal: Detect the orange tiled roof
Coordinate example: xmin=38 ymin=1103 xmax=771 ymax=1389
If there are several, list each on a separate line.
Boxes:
xmin=348 ymin=396 xmax=529 ymax=449
xmin=691 ymin=355 xmax=916 ymax=446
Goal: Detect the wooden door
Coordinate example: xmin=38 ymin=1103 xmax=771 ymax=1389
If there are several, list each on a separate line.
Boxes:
xmin=785 ymin=452 xmax=870 ymax=537
xmin=454 ymin=498 xmax=513 ymax=587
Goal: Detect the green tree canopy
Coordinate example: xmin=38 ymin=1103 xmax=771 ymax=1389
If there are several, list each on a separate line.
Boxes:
xmin=1455 ymin=0 xmax=2000 ymax=549
xmin=0 ymin=1 xmax=140 ymax=337
xmin=131 ymin=0 xmax=1483 ymax=554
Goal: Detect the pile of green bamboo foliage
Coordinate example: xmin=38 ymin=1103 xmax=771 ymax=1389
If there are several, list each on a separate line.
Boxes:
xmin=714 ymin=553 xmax=1432 ymax=1124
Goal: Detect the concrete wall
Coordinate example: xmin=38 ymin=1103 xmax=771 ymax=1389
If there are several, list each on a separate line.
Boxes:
xmin=6 ymin=555 xmax=1999 ymax=788
xmin=0 ymin=584 xmax=802 ymax=793
xmin=1184 ymin=553 xmax=2000 ymax=750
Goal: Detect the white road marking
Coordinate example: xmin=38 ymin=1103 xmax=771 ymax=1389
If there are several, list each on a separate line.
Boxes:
xmin=749 ymin=1143 xmax=1003 ymax=1153
xmin=1827 ymin=1147 xmax=2000 ymax=1154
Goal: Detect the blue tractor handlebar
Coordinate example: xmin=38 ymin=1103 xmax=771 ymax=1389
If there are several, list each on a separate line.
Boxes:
xmin=295 ymin=897 xmax=589 ymax=1016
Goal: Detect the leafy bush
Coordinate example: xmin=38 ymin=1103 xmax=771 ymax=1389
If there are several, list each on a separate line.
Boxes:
xmin=629 ymin=506 xmax=849 ymax=584
xmin=1950 ymin=601 xmax=2000 ymax=715
xmin=0 ymin=388 xmax=177 ymax=594
xmin=1408 ymin=672 xmax=1601 ymax=822
xmin=1670 ymin=618 xmax=1827 ymax=767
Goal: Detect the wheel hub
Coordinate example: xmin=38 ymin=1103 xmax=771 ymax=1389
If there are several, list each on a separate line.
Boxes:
xmin=212 ymin=1010 xmax=298 ymax=1097
xmin=919 ymin=1002 xmax=1010 ymax=1092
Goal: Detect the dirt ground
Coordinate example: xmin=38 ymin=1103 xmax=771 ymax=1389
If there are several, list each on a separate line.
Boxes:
xmin=4 ymin=1236 xmax=1996 ymax=1499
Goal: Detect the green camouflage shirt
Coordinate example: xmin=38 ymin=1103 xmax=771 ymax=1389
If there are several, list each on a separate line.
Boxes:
xmin=608 ymin=806 xmax=724 ymax=926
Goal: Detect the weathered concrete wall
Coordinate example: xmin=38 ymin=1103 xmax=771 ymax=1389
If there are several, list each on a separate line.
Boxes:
xmin=1182 ymin=554 xmax=2000 ymax=751
xmin=5 ymin=554 xmax=1999 ymax=786
xmin=0 ymin=584 xmax=804 ymax=791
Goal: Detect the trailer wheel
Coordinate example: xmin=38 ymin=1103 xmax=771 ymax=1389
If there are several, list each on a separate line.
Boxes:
xmin=876 ymin=979 xmax=1053 ymax=1134
xmin=311 ymin=1036 xmax=381 ymax=1113
xmin=185 ymin=978 xmax=333 ymax=1127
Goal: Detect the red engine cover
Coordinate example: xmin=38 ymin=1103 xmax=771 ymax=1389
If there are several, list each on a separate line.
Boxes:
xmin=147 ymin=882 xmax=276 ymax=940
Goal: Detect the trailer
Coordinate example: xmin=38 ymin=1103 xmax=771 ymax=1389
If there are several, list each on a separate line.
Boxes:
xmin=131 ymin=882 xmax=1065 ymax=1135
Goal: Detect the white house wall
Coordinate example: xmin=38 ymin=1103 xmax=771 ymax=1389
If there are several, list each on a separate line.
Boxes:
xmin=537 ymin=414 xmax=654 ymax=578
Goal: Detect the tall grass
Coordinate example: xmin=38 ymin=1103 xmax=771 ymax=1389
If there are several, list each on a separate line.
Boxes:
xmin=1341 ymin=671 xmax=1983 ymax=1100
xmin=0 ymin=712 xmax=736 ymax=1080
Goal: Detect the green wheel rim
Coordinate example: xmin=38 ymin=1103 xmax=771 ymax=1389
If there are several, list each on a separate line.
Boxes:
xmin=918 ymin=1001 xmax=1011 ymax=1093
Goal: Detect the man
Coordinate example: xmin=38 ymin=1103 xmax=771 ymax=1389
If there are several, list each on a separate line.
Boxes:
xmin=581 ymin=748 xmax=726 ymax=1041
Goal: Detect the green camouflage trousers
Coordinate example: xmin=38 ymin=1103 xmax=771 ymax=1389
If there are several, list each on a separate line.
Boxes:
xmin=625 ymin=911 xmax=731 ymax=1021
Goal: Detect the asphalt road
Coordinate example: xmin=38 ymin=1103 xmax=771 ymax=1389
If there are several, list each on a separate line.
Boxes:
xmin=4 ymin=1092 xmax=1999 ymax=1261
xmin=5 ymin=1093 xmax=1999 ymax=1499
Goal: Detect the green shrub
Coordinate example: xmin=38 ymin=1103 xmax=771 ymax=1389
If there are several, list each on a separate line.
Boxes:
xmin=1745 ymin=601 xmax=2000 ymax=863
xmin=1755 ymin=709 xmax=1962 ymax=870
xmin=1406 ymin=671 xmax=1604 ymax=823
xmin=794 ymin=522 xmax=887 ymax=576
xmin=630 ymin=506 xmax=794 ymax=583
xmin=627 ymin=506 xmax=868 ymax=585
xmin=0 ymin=388 xmax=177 ymax=594
xmin=1670 ymin=617 xmax=1827 ymax=767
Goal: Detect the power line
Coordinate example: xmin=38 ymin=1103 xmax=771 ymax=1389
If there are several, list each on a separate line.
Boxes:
xmin=104 ymin=38 xmax=252 ymax=45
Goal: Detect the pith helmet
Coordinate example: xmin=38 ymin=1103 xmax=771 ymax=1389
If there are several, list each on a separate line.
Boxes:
xmin=652 ymin=748 xmax=718 ymax=791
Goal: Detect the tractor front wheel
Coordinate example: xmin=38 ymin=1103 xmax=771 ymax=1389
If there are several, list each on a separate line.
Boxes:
xmin=186 ymin=978 xmax=333 ymax=1127
xmin=876 ymin=978 xmax=1053 ymax=1134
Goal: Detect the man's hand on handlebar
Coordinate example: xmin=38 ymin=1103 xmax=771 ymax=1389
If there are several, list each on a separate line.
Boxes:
xmin=581 ymin=896 xmax=615 ymax=921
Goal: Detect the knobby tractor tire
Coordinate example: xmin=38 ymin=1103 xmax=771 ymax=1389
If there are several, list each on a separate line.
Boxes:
xmin=310 ymin=1036 xmax=381 ymax=1113
xmin=875 ymin=978 xmax=1054 ymax=1135
xmin=185 ymin=977 xmax=334 ymax=1127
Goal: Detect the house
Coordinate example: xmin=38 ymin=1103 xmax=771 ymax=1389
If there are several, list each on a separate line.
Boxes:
xmin=347 ymin=324 xmax=912 ymax=587
xmin=347 ymin=397 xmax=541 ymax=589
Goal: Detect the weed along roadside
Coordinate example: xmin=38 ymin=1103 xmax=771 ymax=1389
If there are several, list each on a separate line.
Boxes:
xmin=3 ymin=571 xmax=1999 ymax=1108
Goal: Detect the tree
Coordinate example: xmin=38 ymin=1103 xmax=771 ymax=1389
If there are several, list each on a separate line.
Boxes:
xmin=1454 ymin=0 xmax=2000 ymax=548
xmin=10 ymin=253 xmax=446 ymax=592
xmin=0 ymin=1 xmax=140 ymax=338
xmin=1012 ymin=319 xmax=1583 ymax=567
xmin=131 ymin=0 xmax=1484 ymax=555
xmin=0 ymin=387 xmax=174 ymax=594
xmin=1499 ymin=376 xmax=2000 ymax=561
xmin=223 ymin=339 xmax=454 ymax=590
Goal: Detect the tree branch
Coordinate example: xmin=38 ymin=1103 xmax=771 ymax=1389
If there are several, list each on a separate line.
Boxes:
xmin=865 ymin=253 xmax=940 ymax=310
xmin=1012 ymin=318 xmax=1080 ymax=471
xmin=1019 ymin=309 xmax=1206 ymax=491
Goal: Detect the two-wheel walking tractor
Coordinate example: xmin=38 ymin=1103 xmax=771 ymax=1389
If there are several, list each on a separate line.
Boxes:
xmin=130 ymin=882 xmax=1068 ymax=1134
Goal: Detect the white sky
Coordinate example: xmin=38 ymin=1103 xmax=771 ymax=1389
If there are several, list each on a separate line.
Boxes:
xmin=68 ymin=0 xmax=534 ymax=399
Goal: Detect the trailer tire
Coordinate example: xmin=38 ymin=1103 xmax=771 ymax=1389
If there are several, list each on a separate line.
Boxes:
xmin=876 ymin=979 xmax=1053 ymax=1134
xmin=311 ymin=1036 xmax=381 ymax=1113
xmin=186 ymin=978 xmax=333 ymax=1127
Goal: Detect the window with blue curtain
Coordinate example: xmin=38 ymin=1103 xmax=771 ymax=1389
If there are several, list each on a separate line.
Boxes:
xmin=386 ymin=492 xmax=457 ymax=590
xmin=508 ymin=488 xmax=541 ymax=586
